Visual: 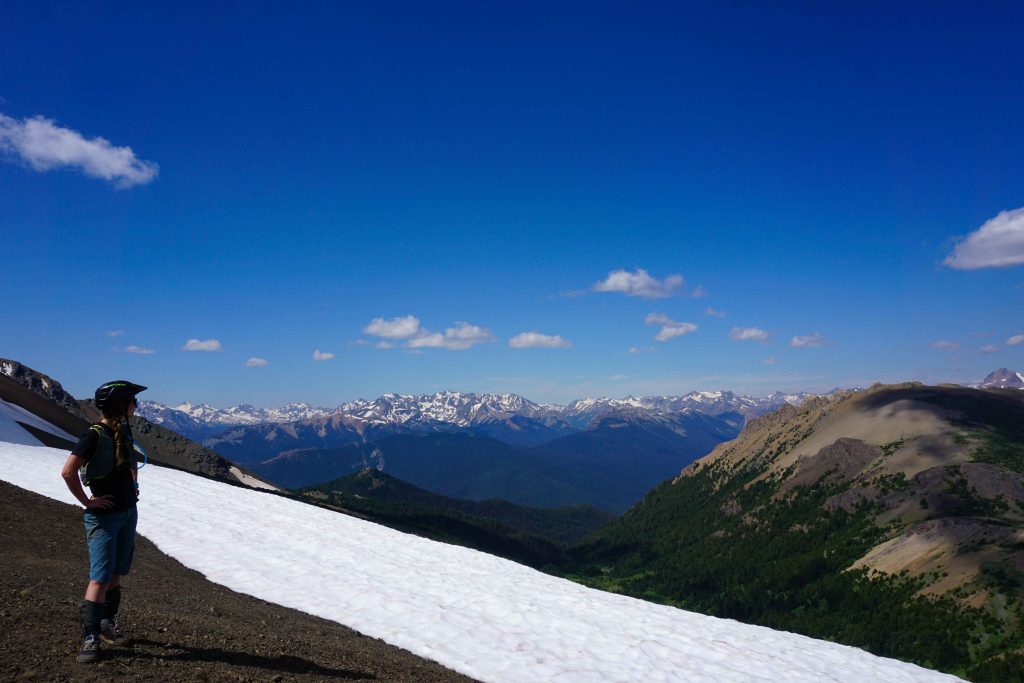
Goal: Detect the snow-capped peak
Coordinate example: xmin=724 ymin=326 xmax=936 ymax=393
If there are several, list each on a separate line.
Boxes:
xmin=139 ymin=389 xmax=823 ymax=437
xmin=141 ymin=401 xmax=334 ymax=428
xmin=974 ymin=368 xmax=1024 ymax=390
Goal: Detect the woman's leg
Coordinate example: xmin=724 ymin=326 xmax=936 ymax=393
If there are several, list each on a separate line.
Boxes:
xmin=80 ymin=511 xmax=125 ymax=659
xmin=99 ymin=575 xmax=127 ymax=644
xmin=102 ymin=507 xmax=136 ymax=641
xmin=84 ymin=579 xmax=107 ymax=603
xmin=81 ymin=511 xmax=113 ymax=649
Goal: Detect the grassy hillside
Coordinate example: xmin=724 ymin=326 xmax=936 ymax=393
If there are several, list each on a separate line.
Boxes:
xmin=564 ymin=384 xmax=1024 ymax=681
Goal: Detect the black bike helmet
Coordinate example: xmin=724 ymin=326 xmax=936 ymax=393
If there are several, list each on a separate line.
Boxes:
xmin=94 ymin=380 xmax=147 ymax=411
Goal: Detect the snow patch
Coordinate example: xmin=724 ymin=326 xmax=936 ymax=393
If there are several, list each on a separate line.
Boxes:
xmin=0 ymin=443 xmax=964 ymax=683
xmin=0 ymin=404 xmax=45 ymax=446
xmin=0 ymin=398 xmax=76 ymax=444
xmin=228 ymin=466 xmax=279 ymax=491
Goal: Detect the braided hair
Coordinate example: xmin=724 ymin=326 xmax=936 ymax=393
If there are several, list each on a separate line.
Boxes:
xmin=100 ymin=397 xmax=134 ymax=467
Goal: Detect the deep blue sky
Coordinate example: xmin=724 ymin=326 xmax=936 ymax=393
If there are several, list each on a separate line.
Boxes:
xmin=2 ymin=2 xmax=1022 ymax=407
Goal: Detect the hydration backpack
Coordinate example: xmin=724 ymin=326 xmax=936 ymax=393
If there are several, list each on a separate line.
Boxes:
xmin=79 ymin=424 xmax=118 ymax=486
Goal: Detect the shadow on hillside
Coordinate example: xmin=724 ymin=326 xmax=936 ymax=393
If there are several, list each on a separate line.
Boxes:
xmin=118 ymin=638 xmax=375 ymax=679
xmin=856 ymin=386 xmax=1024 ymax=437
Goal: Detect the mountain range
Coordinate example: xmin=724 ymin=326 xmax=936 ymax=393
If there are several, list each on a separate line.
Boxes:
xmin=242 ymin=406 xmax=744 ymax=512
xmin=0 ymin=357 xmax=762 ymax=510
xmin=138 ymin=366 xmax=1022 ymax=443
xmin=137 ymin=389 xmax=812 ymax=443
xmin=139 ymin=390 xmax=809 ymax=508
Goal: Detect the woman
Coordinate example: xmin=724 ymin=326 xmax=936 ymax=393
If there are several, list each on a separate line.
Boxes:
xmin=60 ymin=380 xmax=146 ymax=664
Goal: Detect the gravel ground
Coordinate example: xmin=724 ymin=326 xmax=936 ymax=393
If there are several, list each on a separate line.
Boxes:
xmin=0 ymin=481 xmax=479 ymax=682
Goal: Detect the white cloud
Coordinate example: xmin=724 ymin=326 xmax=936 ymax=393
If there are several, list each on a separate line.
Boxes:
xmin=405 ymin=333 xmax=446 ymax=348
xmin=610 ymin=374 xmax=631 ymax=381
xmin=931 ymin=340 xmax=960 ymax=352
xmin=106 ymin=330 xmax=124 ymax=337
xmin=313 ymin=350 xmax=335 ymax=361
xmin=0 ymin=113 xmax=158 ymax=188
xmin=245 ymin=357 xmax=268 ymax=367
xmin=629 ymin=346 xmax=656 ymax=354
xmin=729 ymin=327 xmax=768 ymax=342
xmin=407 ymin=322 xmax=495 ymax=350
xmin=654 ymin=326 xmax=695 ymax=342
xmin=594 ymin=269 xmax=684 ymax=298
xmin=124 ymin=345 xmax=155 ymax=355
xmin=690 ymin=285 xmax=708 ymax=298
xmin=644 ymin=313 xmax=697 ymax=342
xmin=979 ymin=345 xmax=999 ymax=354
xmin=1008 ymin=334 xmax=1024 ymax=346
xmin=705 ymin=307 xmax=726 ymax=318
xmin=365 ymin=316 xmax=496 ymax=351
xmin=183 ymin=339 xmax=223 ymax=352
xmin=363 ymin=315 xmax=421 ymax=339
xmin=509 ymin=332 xmax=572 ymax=349
xmin=763 ymin=357 xmax=778 ymax=365
xmin=790 ymin=333 xmax=827 ymax=348
xmin=944 ymin=207 xmax=1024 ymax=270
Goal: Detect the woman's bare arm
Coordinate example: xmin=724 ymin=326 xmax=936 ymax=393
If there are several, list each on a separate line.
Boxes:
xmin=60 ymin=454 xmax=113 ymax=509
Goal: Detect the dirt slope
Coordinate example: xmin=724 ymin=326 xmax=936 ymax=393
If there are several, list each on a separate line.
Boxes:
xmin=0 ymin=481 xmax=477 ymax=682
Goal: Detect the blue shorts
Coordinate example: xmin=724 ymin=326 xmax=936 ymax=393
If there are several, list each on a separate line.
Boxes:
xmin=83 ymin=508 xmax=138 ymax=583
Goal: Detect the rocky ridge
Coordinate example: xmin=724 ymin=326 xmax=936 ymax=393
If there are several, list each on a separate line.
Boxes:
xmin=0 ymin=358 xmax=91 ymax=421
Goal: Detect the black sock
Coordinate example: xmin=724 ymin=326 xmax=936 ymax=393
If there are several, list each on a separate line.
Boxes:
xmin=103 ymin=587 xmax=121 ymax=622
xmin=79 ymin=600 xmax=103 ymax=637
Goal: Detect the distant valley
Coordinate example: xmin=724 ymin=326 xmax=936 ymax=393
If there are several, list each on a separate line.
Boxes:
xmin=298 ymin=468 xmax=615 ymax=568
xmin=252 ymin=405 xmax=740 ymax=513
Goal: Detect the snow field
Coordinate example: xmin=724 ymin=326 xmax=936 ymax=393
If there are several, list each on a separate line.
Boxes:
xmin=0 ymin=398 xmax=76 ymax=446
xmin=0 ymin=443 xmax=965 ymax=683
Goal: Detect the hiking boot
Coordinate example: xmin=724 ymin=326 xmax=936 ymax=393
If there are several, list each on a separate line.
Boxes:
xmin=78 ymin=634 xmax=101 ymax=663
xmin=100 ymin=618 xmax=127 ymax=646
